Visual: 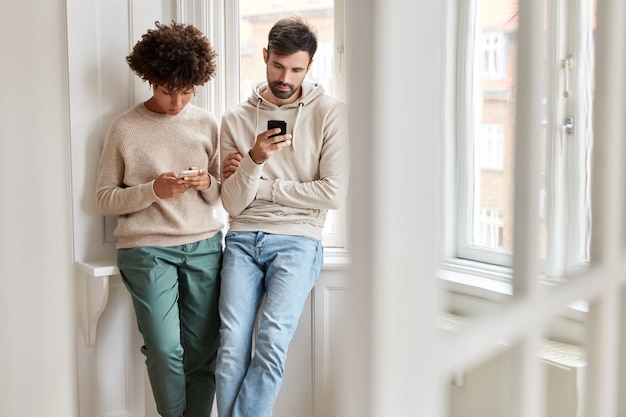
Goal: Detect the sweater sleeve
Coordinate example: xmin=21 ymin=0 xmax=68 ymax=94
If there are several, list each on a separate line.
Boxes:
xmin=95 ymin=123 xmax=160 ymax=216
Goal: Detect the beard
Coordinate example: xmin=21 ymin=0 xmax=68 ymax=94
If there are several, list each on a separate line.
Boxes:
xmin=268 ymin=81 xmax=297 ymax=100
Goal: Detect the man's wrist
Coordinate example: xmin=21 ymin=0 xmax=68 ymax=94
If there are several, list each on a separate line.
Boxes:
xmin=249 ymin=149 xmax=264 ymax=165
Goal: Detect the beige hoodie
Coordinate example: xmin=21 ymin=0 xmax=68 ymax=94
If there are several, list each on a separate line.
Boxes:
xmin=220 ymin=81 xmax=350 ymax=241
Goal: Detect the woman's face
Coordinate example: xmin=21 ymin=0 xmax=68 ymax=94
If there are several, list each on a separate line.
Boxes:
xmin=146 ymin=85 xmax=195 ymax=115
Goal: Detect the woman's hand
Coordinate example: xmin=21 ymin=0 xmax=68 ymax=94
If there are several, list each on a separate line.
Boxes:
xmin=153 ymin=168 xmax=209 ymax=198
xmin=223 ymin=153 xmax=243 ymax=179
xmin=183 ymin=168 xmax=210 ymax=191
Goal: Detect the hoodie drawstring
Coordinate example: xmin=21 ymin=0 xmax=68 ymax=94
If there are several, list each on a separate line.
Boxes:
xmin=254 ymin=96 xmax=304 ymax=152
xmin=255 ymin=97 xmax=262 ymax=140
xmin=291 ymin=102 xmax=304 ymax=151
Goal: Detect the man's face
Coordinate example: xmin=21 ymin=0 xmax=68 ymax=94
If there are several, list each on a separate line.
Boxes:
xmin=264 ymin=49 xmax=311 ymax=103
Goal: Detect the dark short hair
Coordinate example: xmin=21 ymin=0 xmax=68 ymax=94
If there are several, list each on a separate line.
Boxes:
xmin=267 ymin=16 xmax=318 ymax=62
xmin=126 ymin=21 xmax=217 ymax=90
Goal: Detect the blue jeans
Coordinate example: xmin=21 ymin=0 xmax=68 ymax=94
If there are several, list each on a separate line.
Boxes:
xmin=216 ymin=232 xmax=323 ymax=417
xmin=117 ymin=234 xmax=222 ymax=417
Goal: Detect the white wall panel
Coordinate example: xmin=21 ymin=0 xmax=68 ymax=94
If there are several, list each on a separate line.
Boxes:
xmin=67 ymin=0 xmax=168 ymax=260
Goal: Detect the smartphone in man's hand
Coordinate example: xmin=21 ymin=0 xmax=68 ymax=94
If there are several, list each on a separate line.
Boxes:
xmin=268 ymin=120 xmax=287 ymax=141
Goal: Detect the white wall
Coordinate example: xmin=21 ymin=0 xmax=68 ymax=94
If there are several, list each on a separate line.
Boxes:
xmin=0 ymin=0 xmax=77 ymax=416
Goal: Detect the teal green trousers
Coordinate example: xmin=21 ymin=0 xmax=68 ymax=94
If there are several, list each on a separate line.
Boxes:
xmin=118 ymin=233 xmax=222 ymax=417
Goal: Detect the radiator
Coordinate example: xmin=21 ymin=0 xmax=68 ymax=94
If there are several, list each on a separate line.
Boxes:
xmin=442 ymin=314 xmax=586 ymax=417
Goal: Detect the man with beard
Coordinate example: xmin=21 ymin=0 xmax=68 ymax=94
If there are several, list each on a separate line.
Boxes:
xmin=215 ymin=16 xmax=350 ymax=417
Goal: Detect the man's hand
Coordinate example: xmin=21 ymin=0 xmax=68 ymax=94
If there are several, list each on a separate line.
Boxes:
xmin=249 ymin=128 xmax=292 ymax=164
xmin=223 ymin=153 xmax=243 ymax=179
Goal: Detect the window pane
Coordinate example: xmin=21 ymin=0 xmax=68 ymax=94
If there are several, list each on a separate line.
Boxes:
xmin=470 ymin=1 xmax=521 ymax=255
xmin=458 ymin=0 xmax=595 ymax=273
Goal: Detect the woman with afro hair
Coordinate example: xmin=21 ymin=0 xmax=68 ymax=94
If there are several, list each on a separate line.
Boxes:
xmin=96 ymin=21 xmax=222 ymax=417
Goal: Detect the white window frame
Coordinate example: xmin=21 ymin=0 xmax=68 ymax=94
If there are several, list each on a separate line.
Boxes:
xmin=476 ymin=207 xmax=504 ymax=249
xmin=478 ymin=123 xmax=504 ymax=171
xmin=444 ymin=0 xmax=594 ymax=282
xmin=482 ymin=31 xmax=507 ymax=79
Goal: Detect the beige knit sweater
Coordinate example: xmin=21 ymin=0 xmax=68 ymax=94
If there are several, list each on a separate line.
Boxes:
xmin=96 ymin=102 xmax=223 ymax=248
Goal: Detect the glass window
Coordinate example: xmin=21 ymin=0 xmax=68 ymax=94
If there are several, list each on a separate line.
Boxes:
xmin=482 ymin=32 xmax=506 ymax=79
xmin=477 ymin=207 xmax=504 ymax=249
xmin=478 ymin=124 xmax=504 ymax=171
xmin=450 ymin=0 xmax=595 ymax=277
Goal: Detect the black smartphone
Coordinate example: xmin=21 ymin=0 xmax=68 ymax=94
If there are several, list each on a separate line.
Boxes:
xmin=268 ymin=120 xmax=287 ymax=138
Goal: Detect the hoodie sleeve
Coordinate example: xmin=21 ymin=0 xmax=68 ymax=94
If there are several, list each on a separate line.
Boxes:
xmin=220 ymin=115 xmax=263 ymax=216
xmin=200 ymin=114 xmax=222 ymax=208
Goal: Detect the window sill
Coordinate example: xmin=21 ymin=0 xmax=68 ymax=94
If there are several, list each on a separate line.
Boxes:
xmin=75 ymin=248 xmax=350 ymax=347
xmin=438 ymin=258 xmax=588 ymax=328
xmin=438 ymin=258 xmax=513 ymax=303
xmin=322 ymin=247 xmax=351 ymax=271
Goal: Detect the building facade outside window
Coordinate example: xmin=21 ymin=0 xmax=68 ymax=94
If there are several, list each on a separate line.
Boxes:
xmin=451 ymin=0 xmax=594 ymax=277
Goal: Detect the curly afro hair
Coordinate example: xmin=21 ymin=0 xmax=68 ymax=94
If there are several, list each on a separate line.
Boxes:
xmin=126 ymin=21 xmax=217 ymax=90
